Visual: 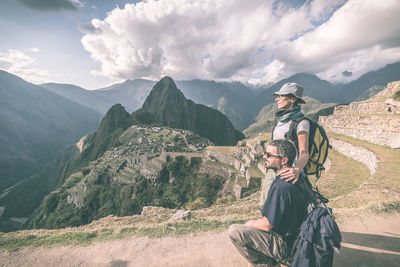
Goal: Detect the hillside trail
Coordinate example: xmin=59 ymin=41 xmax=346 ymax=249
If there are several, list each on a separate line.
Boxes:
xmin=1 ymin=212 xmax=400 ymax=267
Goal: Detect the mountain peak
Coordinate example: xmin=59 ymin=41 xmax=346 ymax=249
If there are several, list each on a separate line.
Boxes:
xmin=159 ymin=76 xmax=175 ymax=85
xmin=141 ymin=76 xmax=185 ymax=112
xmin=97 ymin=104 xmax=133 ymax=139
xmin=132 ymin=77 xmax=244 ymax=145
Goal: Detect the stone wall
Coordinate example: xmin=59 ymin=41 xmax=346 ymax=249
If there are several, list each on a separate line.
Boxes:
xmin=320 ymin=115 xmax=400 ymax=148
xmin=332 ymin=101 xmax=400 ymax=115
xmin=319 ymin=81 xmax=400 ymax=149
xmin=140 ymin=164 xmax=159 ymax=180
xmin=375 ymin=80 xmax=400 ymax=97
xmin=204 ymin=150 xmax=235 ymax=166
xmin=330 ymin=138 xmax=378 ymax=175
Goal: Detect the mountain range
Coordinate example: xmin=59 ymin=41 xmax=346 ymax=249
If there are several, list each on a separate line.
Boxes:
xmin=40 ymin=62 xmax=400 ymax=131
xmin=0 ymin=71 xmax=102 ymax=191
xmin=26 ymin=77 xmax=241 ymax=229
xmin=0 ymin=75 xmax=244 ymax=231
xmin=0 ymin=71 xmax=103 ymax=231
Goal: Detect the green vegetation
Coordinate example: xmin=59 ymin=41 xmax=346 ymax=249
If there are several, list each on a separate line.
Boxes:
xmin=27 ymin=156 xmax=226 ymax=230
xmin=148 ymin=133 xmax=162 ymax=141
xmin=224 ymin=174 xmax=237 ymax=194
xmin=309 ymin=149 xmax=369 ymax=201
xmin=248 ymin=166 xmax=264 ymax=178
xmin=206 ymin=160 xmax=236 ymax=171
xmin=0 ymin=144 xmax=80 ymax=231
xmin=237 ymin=176 xmax=247 ymax=187
xmin=393 ymin=90 xmax=400 ymax=100
xmin=369 ymin=201 xmax=400 ymax=214
xmin=321 ymin=133 xmax=400 ymax=209
xmin=27 ymin=182 xmax=144 ymax=230
xmin=156 ymin=157 xmax=225 ymax=209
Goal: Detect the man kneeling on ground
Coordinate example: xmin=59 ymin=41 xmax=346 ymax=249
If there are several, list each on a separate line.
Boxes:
xmin=229 ymin=139 xmax=307 ymax=267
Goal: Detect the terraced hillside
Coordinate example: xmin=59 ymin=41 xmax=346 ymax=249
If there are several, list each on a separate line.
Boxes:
xmin=26 ymin=126 xmax=215 ymax=229
xmin=319 ymin=80 xmax=400 ymax=148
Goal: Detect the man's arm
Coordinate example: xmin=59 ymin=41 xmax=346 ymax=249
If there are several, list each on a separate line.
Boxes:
xmin=245 ymin=217 xmax=272 ymax=232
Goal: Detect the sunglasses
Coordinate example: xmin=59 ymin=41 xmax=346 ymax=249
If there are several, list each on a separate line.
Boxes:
xmin=264 ymin=152 xmax=283 ymax=159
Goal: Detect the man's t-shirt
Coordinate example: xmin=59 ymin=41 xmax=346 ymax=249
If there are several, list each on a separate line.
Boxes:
xmin=261 ymin=176 xmax=306 ymax=236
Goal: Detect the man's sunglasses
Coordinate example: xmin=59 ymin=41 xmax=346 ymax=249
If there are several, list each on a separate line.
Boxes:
xmin=264 ymin=152 xmax=283 ymax=159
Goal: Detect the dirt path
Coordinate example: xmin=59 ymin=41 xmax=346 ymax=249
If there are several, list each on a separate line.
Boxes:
xmin=1 ymin=213 xmax=400 ymax=267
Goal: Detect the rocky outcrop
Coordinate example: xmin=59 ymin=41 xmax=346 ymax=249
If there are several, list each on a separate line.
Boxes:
xmin=319 ymin=81 xmax=400 ymax=148
xmin=169 ymin=210 xmax=192 ymax=221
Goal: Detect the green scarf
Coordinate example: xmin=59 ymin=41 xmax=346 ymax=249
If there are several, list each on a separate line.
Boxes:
xmin=275 ymin=105 xmax=304 ymax=123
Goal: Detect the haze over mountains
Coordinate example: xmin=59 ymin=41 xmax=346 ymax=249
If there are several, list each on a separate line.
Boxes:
xmin=0 ymin=74 xmax=244 ymax=230
xmin=0 ymin=71 xmax=103 ymax=231
xmin=25 ymin=77 xmax=243 ymax=229
xmin=0 ymin=61 xmax=399 ymax=231
xmin=0 ymin=71 xmax=102 ymax=192
xmin=40 ymin=62 xmax=400 ymax=131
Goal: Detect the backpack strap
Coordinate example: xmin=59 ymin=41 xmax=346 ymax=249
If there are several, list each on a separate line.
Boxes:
xmin=271 ymin=121 xmax=277 ymax=140
xmin=284 ymin=116 xmax=309 ymax=150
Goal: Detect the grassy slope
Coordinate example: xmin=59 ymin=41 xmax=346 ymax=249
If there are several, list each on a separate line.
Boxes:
xmin=325 ymin=133 xmax=400 ymax=212
xmin=1 ymin=133 xmax=400 ymax=249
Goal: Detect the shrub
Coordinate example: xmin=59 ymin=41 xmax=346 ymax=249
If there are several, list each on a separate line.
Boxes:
xmin=393 ymin=90 xmax=400 ymax=101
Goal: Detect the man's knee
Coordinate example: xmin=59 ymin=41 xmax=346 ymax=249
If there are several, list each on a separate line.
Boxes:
xmin=228 ymin=224 xmax=243 ymax=243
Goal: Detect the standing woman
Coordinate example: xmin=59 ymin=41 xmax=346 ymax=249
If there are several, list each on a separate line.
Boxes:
xmin=260 ymin=83 xmax=309 ymax=207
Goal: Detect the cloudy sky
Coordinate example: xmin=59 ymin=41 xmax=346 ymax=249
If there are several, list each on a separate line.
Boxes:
xmin=0 ymin=0 xmax=399 ymax=90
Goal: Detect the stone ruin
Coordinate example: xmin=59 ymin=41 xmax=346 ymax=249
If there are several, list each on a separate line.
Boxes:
xmin=202 ymin=138 xmax=267 ymax=200
xmin=319 ymin=81 xmax=400 ymax=149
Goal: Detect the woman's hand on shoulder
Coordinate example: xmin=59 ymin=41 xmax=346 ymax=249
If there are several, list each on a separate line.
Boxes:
xmin=279 ymin=167 xmax=301 ymax=184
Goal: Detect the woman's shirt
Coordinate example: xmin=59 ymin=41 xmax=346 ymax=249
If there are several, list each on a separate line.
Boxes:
xmin=272 ymin=119 xmax=310 ymax=166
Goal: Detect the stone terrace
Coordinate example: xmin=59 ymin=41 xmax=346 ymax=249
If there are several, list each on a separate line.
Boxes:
xmin=319 ymin=81 xmax=400 ymax=148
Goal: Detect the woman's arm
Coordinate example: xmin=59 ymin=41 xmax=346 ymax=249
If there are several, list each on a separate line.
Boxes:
xmin=280 ymin=131 xmax=309 ymax=184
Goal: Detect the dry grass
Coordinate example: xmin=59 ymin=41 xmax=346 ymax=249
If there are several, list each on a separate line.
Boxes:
xmin=323 ymin=133 xmax=400 ymax=211
xmin=248 ymin=166 xmax=264 ymax=178
xmin=309 ymin=149 xmax=370 ymax=202
xmin=205 ymin=146 xmax=235 ymax=155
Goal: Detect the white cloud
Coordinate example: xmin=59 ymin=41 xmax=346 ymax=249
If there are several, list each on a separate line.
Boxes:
xmin=0 ymin=49 xmax=50 ymax=84
xmin=71 ymin=0 xmax=85 ymax=8
xmin=82 ymin=0 xmax=400 ymax=85
xmin=262 ymin=0 xmax=400 ymax=83
xmin=30 ymin=48 xmax=40 ymax=53
xmin=249 ymin=60 xmax=286 ymax=86
xmin=308 ymin=0 xmax=346 ymax=22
